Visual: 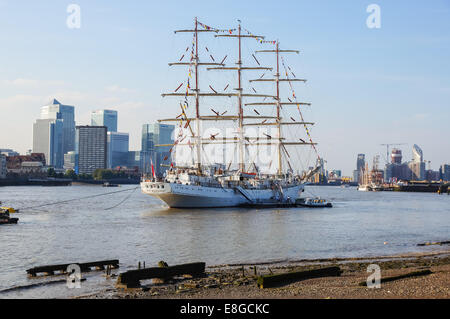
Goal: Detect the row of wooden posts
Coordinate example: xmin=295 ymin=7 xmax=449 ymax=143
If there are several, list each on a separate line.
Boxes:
xmin=26 ymin=259 xmax=434 ymax=290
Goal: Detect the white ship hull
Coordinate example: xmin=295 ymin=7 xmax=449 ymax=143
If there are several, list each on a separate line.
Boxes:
xmin=141 ymin=181 xmax=304 ymax=208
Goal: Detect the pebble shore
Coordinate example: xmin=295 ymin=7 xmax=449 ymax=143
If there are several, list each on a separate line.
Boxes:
xmin=78 ymin=250 xmax=450 ymax=299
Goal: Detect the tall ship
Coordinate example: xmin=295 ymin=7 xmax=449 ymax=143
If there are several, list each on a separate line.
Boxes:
xmin=141 ymin=18 xmax=321 ymax=208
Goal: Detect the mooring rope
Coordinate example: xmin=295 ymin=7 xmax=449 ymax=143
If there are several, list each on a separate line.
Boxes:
xmin=19 ymin=186 xmax=140 ymax=211
xmin=103 ymin=186 xmax=139 ymax=210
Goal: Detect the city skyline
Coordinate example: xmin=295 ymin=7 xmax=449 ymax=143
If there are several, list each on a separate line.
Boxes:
xmin=1 ymin=1 xmax=449 ymax=175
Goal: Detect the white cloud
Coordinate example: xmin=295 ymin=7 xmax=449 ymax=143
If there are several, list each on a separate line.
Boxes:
xmin=105 ymin=85 xmax=136 ymax=93
xmin=412 ymin=113 xmax=429 ymax=120
xmin=114 ymin=101 xmax=145 ymax=110
xmin=3 ymin=78 xmax=65 ymax=88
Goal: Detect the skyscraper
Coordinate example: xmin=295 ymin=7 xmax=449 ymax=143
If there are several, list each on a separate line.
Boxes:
xmin=409 ymin=144 xmax=425 ymax=180
xmin=412 ymin=144 xmax=423 ymax=163
xmin=33 ymin=99 xmax=75 ymax=168
xmin=76 ymin=126 xmax=107 ymax=175
xmin=63 ymin=151 xmax=76 ymax=171
xmin=440 ymin=164 xmax=450 ymax=181
xmin=141 ymin=123 xmax=174 ymax=176
xmin=33 ymin=118 xmax=64 ymax=168
xmin=40 ymin=99 xmax=75 ymax=155
xmin=107 ymin=132 xmax=129 ymax=168
xmin=391 ymin=149 xmax=402 ymax=164
xmin=353 ymin=154 xmax=365 ymax=183
xmin=91 ymin=110 xmax=118 ymax=132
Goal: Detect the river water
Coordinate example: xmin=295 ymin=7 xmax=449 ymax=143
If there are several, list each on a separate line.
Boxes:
xmin=0 ymin=184 xmax=448 ymax=298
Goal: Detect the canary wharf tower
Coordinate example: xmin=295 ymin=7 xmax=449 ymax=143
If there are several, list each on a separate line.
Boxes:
xmin=40 ymin=99 xmax=76 ymax=155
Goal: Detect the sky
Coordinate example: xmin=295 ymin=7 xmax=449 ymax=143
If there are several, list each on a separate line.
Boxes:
xmin=0 ymin=0 xmax=449 ymax=175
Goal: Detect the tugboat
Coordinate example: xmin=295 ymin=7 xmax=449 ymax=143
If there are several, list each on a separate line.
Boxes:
xmin=296 ymin=197 xmax=332 ymax=208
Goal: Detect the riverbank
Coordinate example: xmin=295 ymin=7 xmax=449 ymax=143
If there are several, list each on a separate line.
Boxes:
xmin=77 ymin=250 xmax=450 ymax=299
xmin=0 ymin=178 xmax=72 ymax=186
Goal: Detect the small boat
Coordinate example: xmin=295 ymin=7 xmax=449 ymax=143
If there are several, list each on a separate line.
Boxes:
xmin=103 ymin=182 xmax=119 ymax=187
xmin=0 ymin=206 xmax=20 ymax=214
xmin=297 ymin=197 xmax=332 ymax=208
xmin=0 ymin=211 xmax=19 ymax=225
xmin=357 ymin=185 xmax=371 ymax=192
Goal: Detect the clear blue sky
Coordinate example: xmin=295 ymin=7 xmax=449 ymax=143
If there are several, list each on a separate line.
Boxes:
xmin=0 ymin=0 xmax=449 ymax=175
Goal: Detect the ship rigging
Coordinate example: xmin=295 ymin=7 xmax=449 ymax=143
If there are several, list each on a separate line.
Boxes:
xmin=141 ymin=18 xmax=321 ymax=208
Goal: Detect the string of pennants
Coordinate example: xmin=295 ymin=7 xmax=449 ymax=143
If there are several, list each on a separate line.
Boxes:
xmin=198 ymin=21 xmax=236 ymax=34
xmin=280 ymin=55 xmax=321 ymax=162
xmin=243 ymin=28 xmax=276 ymax=44
xmin=198 ymin=20 xmax=277 ymax=44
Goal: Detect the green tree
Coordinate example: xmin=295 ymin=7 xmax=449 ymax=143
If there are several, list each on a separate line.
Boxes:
xmin=64 ymin=169 xmax=77 ymax=180
xmin=47 ymin=167 xmax=56 ymax=177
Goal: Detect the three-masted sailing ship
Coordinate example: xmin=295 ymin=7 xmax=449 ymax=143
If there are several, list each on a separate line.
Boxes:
xmin=141 ymin=18 xmax=321 ymax=208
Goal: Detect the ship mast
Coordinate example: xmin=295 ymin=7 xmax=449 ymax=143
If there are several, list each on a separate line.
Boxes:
xmin=250 ymin=43 xmax=314 ymax=175
xmin=161 ymin=20 xmax=315 ymax=176
xmin=209 ymin=22 xmax=274 ymax=172
xmin=162 ymin=18 xmax=223 ymax=174
xmin=194 ymin=18 xmax=201 ymax=173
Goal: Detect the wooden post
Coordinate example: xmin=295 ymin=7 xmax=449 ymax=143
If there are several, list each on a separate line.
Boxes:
xmin=117 ymin=262 xmax=206 ymax=289
xmin=257 ymin=267 xmax=341 ymax=289
xmin=359 ymin=269 xmax=432 ymax=286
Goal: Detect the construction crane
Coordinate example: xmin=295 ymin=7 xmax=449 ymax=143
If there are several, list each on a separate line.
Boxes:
xmin=380 ymin=143 xmax=407 ymax=164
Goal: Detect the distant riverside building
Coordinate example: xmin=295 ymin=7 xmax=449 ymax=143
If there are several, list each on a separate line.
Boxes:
xmin=412 ymin=144 xmax=423 ymax=163
xmin=127 ymin=151 xmax=141 ymax=169
xmin=107 ymin=132 xmax=129 ymax=168
xmin=40 ymin=99 xmax=75 ymax=155
xmin=33 ymin=118 xmax=64 ymax=168
xmin=409 ymin=144 xmax=425 ymax=180
xmin=5 ymin=153 xmax=46 ymax=169
xmin=0 ymin=149 xmax=19 ymax=157
xmin=7 ymin=161 xmax=46 ymax=178
xmin=353 ymin=154 xmax=365 ymax=183
xmin=385 ymin=162 xmax=411 ymax=182
xmin=91 ymin=110 xmax=118 ymax=132
xmin=64 ymin=151 xmax=76 ymax=171
xmin=0 ymin=154 xmax=6 ymax=179
xmin=141 ymin=123 xmax=174 ymax=176
xmin=5 ymin=153 xmax=47 ymax=178
xmin=391 ymin=148 xmax=402 ymax=164
xmin=33 ymin=99 xmax=75 ymax=168
xmin=384 ymin=148 xmax=412 ymax=182
xmin=76 ymin=126 xmax=107 ymax=175
xmin=440 ymin=164 xmax=450 ymax=181
xmin=329 ymin=170 xmax=341 ymax=179
xmin=425 ymin=170 xmax=440 ymax=181
xmin=408 ymin=161 xmax=426 ymax=181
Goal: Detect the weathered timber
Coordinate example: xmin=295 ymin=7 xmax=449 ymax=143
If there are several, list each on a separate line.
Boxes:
xmin=117 ymin=262 xmax=205 ymax=288
xmin=257 ymin=266 xmax=342 ymax=289
xmin=26 ymin=259 xmax=119 ymax=277
xmin=359 ymin=269 xmax=432 ymax=286
xmin=417 ymin=241 xmax=450 ymax=246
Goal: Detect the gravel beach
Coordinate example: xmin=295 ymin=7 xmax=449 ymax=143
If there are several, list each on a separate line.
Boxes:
xmin=78 ymin=250 xmax=450 ymax=299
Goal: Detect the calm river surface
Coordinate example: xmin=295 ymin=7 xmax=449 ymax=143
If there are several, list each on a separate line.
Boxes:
xmin=0 ymin=184 xmax=448 ymax=298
